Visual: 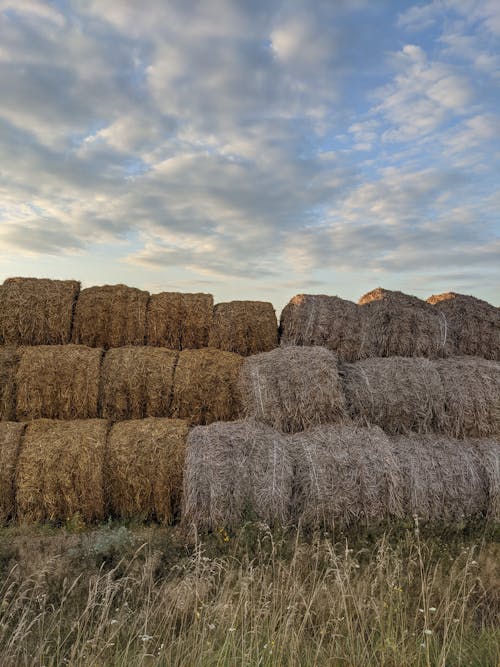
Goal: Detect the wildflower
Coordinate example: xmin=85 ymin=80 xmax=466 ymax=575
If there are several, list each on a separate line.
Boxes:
xmin=453 ymin=618 xmax=460 ymax=623
xmin=140 ymin=634 xmax=153 ymax=642
xmin=419 ymin=608 xmax=424 ymax=613
xmin=228 ymin=627 xmax=236 ymax=632
xmin=424 ymin=629 xmax=432 ymax=636
xmin=429 ymin=607 xmax=436 ymax=612
xmin=110 ymin=619 xmax=118 ymax=625
xmin=208 ymin=623 xmax=216 ymax=630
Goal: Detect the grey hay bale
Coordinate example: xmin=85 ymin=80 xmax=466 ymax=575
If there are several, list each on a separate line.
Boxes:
xmin=291 ymin=425 xmax=404 ymax=528
xmin=146 ymin=292 xmax=214 ymax=348
xmin=0 ymin=277 xmax=80 ymax=345
xmin=208 ymin=300 xmax=278 ymax=356
xmin=473 ymin=439 xmax=500 ymax=520
xmin=0 ymin=422 xmax=25 ymax=524
xmin=342 ymin=357 xmax=445 ymax=435
xmin=182 ymin=420 xmax=293 ymax=531
xmin=279 ymin=294 xmax=362 ymax=362
xmin=0 ymin=346 xmax=18 ymax=421
xmin=100 ymin=347 xmax=178 ymax=420
xmin=242 ymin=346 xmax=348 ymax=433
xmin=72 ymin=284 xmax=149 ymax=349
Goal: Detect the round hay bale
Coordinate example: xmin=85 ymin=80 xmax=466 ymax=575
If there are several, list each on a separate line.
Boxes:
xmin=291 ymin=425 xmax=404 ymax=528
xmin=107 ymin=418 xmax=189 ymax=524
xmin=100 ymin=347 xmax=178 ymax=420
xmin=146 ymin=292 xmax=214 ymax=349
xmin=0 ymin=422 xmax=25 ymax=524
xmin=342 ymin=357 xmax=445 ymax=435
xmin=242 ymin=346 xmax=348 ymax=433
xmin=16 ymin=419 xmax=108 ymax=523
xmin=0 ymin=346 xmax=18 ymax=421
xmin=0 ymin=277 xmax=80 ymax=345
xmin=208 ymin=301 xmax=278 ymax=356
xmin=171 ymin=348 xmax=243 ymax=425
xmin=16 ymin=345 xmax=102 ymax=421
xmin=473 ymin=439 xmax=500 ymax=520
xmin=279 ymin=294 xmax=363 ymax=362
xmin=435 ymin=357 xmax=500 ymax=438
xmin=182 ymin=420 xmax=293 ymax=531
xmin=427 ymin=292 xmax=500 ymax=360
xmin=72 ymin=284 xmax=149 ymax=349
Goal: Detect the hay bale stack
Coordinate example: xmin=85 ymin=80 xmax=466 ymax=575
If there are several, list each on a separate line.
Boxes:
xmin=291 ymin=425 xmax=404 ymax=528
xmin=473 ymin=439 xmax=500 ymax=520
xmin=342 ymin=357 xmax=445 ymax=435
xmin=146 ymin=292 xmax=213 ymax=348
xmin=183 ymin=420 xmax=293 ymax=530
xmin=171 ymin=348 xmax=243 ymax=425
xmin=435 ymin=357 xmax=500 ymax=438
xmin=100 ymin=347 xmax=178 ymax=420
xmin=0 ymin=346 xmax=18 ymax=421
xmin=16 ymin=419 xmax=107 ymax=523
xmin=16 ymin=345 xmax=102 ymax=420
xmin=242 ymin=346 xmax=348 ymax=433
xmin=107 ymin=418 xmax=188 ymax=524
xmin=427 ymin=292 xmax=500 ymax=360
xmin=0 ymin=422 xmax=25 ymax=524
xmin=0 ymin=277 xmax=79 ymax=345
xmin=72 ymin=284 xmax=149 ymax=348
xmin=279 ymin=294 xmax=363 ymax=362
xmin=208 ymin=301 xmax=278 ymax=356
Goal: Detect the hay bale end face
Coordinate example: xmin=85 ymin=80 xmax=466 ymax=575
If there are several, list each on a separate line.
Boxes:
xmin=209 ymin=301 xmax=278 ymax=356
xmin=242 ymin=346 xmax=348 ymax=433
xmin=100 ymin=347 xmax=178 ymax=420
xmin=0 ymin=346 xmax=18 ymax=421
xmin=0 ymin=422 xmax=25 ymax=524
xmin=107 ymin=418 xmax=189 ymax=524
xmin=16 ymin=419 xmax=107 ymax=523
xmin=16 ymin=345 xmax=102 ymax=421
xmin=146 ymin=292 xmax=214 ymax=348
xmin=0 ymin=277 xmax=80 ymax=345
xmin=72 ymin=284 xmax=149 ymax=349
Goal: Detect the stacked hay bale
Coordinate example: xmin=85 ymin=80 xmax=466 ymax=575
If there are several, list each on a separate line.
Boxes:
xmin=16 ymin=345 xmax=102 ymax=420
xmin=473 ymin=439 xmax=500 ymax=520
xmin=0 ymin=277 xmax=79 ymax=345
xmin=209 ymin=301 xmax=278 ymax=356
xmin=107 ymin=418 xmax=188 ymax=524
xmin=72 ymin=284 xmax=149 ymax=348
xmin=0 ymin=422 xmax=25 ymax=524
xmin=146 ymin=292 xmax=213 ymax=348
xmin=0 ymin=346 xmax=18 ymax=421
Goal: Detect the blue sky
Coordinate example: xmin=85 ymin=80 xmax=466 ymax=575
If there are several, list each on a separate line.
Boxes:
xmin=0 ymin=0 xmax=499 ymax=309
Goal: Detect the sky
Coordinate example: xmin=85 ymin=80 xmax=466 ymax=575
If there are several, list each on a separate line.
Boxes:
xmin=0 ymin=0 xmax=499 ymax=310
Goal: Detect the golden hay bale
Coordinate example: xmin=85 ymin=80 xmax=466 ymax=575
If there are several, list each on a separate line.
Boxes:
xmin=242 ymin=346 xmax=348 ymax=433
xmin=182 ymin=420 xmax=293 ymax=530
xmin=0 ymin=422 xmax=25 ymax=524
xmin=291 ymin=425 xmax=404 ymax=528
xmin=427 ymin=292 xmax=500 ymax=360
xmin=279 ymin=294 xmax=363 ymax=362
xmin=473 ymin=439 xmax=500 ymax=520
xmin=16 ymin=419 xmax=107 ymax=523
xmin=171 ymin=348 xmax=243 ymax=425
xmin=100 ymin=347 xmax=178 ymax=420
xmin=107 ymin=418 xmax=188 ymax=524
xmin=16 ymin=345 xmax=102 ymax=420
xmin=72 ymin=284 xmax=149 ymax=348
xmin=0 ymin=346 xmax=18 ymax=421
xmin=208 ymin=301 xmax=278 ymax=356
xmin=342 ymin=357 xmax=445 ymax=435
xmin=146 ymin=292 xmax=214 ymax=348
xmin=435 ymin=357 xmax=500 ymax=438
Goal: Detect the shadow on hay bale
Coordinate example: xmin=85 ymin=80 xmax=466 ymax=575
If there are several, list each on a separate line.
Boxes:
xmin=16 ymin=419 xmax=108 ymax=523
xmin=473 ymin=439 xmax=500 ymax=520
xmin=16 ymin=345 xmax=102 ymax=421
xmin=208 ymin=301 xmax=278 ymax=356
xmin=242 ymin=346 xmax=348 ymax=433
xmin=107 ymin=418 xmax=188 ymax=524
xmin=100 ymin=347 xmax=178 ymax=420
xmin=0 ymin=422 xmax=25 ymax=525
xmin=72 ymin=284 xmax=149 ymax=349
xmin=0 ymin=346 xmax=18 ymax=421
xmin=146 ymin=292 xmax=213 ymax=349
xmin=182 ymin=420 xmax=293 ymax=531
xmin=0 ymin=277 xmax=79 ymax=345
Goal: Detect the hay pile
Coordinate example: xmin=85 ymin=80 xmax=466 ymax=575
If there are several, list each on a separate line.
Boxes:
xmin=171 ymin=349 xmax=243 ymax=425
xmin=16 ymin=345 xmax=102 ymax=420
xmin=16 ymin=419 xmax=107 ymax=523
xmin=208 ymin=301 xmax=278 ymax=356
xmin=242 ymin=346 xmax=347 ymax=433
xmin=182 ymin=420 xmax=293 ymax=530
xmin=279 ymin=294 xmax=362 ymax=362
xmin=0 ymin=422 xmax=25 ymax=524
xmin=0 ymin=277 xmax=79 ymax=345
xmin=100 ymin=347 xmax=178 ymax=420
xmin=342 ymin=357 xmax=445 ymax=435
xmin=0 ymin=346 xmax=18 ymax=421
xmin=107 ymin=418 xmax=188 ymax=524
xmin=146 ymin=292 xmax=213 ymax=348
xmin=473 ymin=439 xmax=500 ymax=520
xmin=427 ymin=292 xmax=500 ymax=360
xmin=72 ymin=284 xmax=149 ymax=348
